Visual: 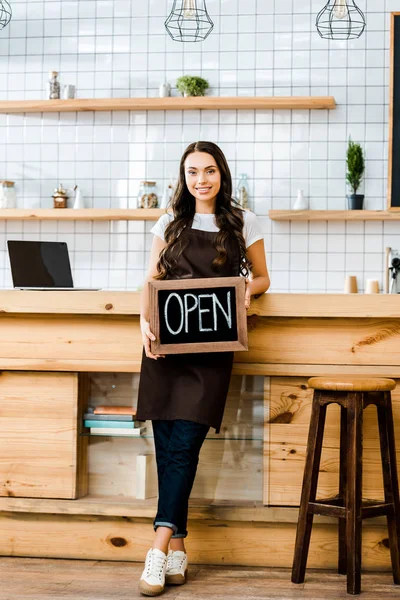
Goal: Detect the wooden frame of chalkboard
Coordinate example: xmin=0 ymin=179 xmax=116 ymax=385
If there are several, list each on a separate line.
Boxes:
xmin=149 ymin=276 xmax=248 ymax=355
xmin=388 ymin=12 xmax=400 ymax=209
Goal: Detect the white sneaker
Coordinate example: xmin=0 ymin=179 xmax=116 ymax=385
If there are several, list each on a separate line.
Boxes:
xmin=139 ymin=548 xmax=167 ymax=596
xmin=165 ymin=549 xmax=188 ymax=585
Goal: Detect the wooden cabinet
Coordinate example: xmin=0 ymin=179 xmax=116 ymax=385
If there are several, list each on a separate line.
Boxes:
xmin=0 ymin=371 xmax=88 ymax=499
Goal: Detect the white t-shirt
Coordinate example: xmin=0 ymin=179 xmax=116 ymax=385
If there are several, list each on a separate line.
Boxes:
xmin=151 ymin=210 xmax=263 ymax=249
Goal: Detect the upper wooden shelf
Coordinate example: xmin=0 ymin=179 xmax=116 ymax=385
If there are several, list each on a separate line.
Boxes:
xmin=0 ymin=208 xmax=164 ymax=221
xmin=269 ymin=210 xmax=400 ymax=221
xmin=0 ymin=96 xmax=336 ymax=113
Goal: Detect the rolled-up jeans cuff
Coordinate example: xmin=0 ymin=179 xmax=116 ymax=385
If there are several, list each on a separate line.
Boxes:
xmin=154 ymin=520 xmax=178 ymax=535
xmin=171 ymin=532 xmax=187 ymax=539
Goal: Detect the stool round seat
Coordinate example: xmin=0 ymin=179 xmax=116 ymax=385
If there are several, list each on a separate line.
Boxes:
xmin=308 ymin=377 xmax=396 ymax=393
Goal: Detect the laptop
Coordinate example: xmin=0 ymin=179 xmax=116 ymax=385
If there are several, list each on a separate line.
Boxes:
xmin=7 ymin=240 xmax=100 ymax=291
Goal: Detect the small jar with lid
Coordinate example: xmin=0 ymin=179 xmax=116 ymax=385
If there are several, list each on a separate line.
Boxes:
xmin=52 ymin=183 xmax=69 ymax=208
xmin=0 ymin=181 xmax=17 ymax=208
xmin=137 ymin=181 xmax=158 ymax=209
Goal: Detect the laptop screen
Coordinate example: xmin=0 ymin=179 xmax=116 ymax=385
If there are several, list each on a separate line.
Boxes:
xmin=7 ymin=241 xmax=74 ymax=288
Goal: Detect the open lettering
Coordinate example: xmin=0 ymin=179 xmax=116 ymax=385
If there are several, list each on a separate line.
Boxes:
xmin=164 ymin=291 xmax=232 ymax=336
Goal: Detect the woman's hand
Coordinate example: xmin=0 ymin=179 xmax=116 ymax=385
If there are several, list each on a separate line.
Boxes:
xmin=245 ymin=279 xmax=251 ymax=310
xmin=141 ymin=318 xmax=165 ymax=360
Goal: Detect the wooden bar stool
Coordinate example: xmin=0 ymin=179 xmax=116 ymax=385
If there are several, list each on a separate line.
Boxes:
xmin=291 ymin=377 xmax=400 ymax=595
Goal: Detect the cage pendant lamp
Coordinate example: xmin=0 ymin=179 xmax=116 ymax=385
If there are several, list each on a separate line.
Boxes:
xmin=316 ymin=0 xmax=366 ymax=40
xmin=165 ymin=0 xmax=214 ymax=42
xmin=0 ymin=0 xmax=11 ymax=30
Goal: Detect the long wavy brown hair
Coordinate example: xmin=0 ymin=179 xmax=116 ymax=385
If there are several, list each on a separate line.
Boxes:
xmin=156 ymin=141 xmax=251 ymax=279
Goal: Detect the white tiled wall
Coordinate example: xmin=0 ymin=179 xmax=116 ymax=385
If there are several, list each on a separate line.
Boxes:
xmin=0 ymin=0 xmax=397 ymax=292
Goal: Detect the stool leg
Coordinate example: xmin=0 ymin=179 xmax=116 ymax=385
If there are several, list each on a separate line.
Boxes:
xmin=346 ymin=393 xmax=363 ymax=595
xmin=292 ymin=392 xmax=327 ymax=584
xmin=377 ymin=391 xmax=400 ymax=585
xmin=338 ymin=404 xmax=348 ymax=575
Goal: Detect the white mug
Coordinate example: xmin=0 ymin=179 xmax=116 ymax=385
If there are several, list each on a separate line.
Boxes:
xmin=63 ymin=84 xmax=76 ymax=99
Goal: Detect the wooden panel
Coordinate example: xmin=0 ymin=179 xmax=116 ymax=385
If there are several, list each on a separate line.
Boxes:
xmin=0 ymin=512 xmax=393 ymax=570
xmin=269 ymin=210 xmax=400 ymax=221
xmin=0 ymin=314 xmax=142 ymax=365
xmin=235 ymin=363 xmax=400 ymax=377
xmin=268 ymin=377 xmax=400 ymax=506
xmin=0 ymin=208 xmax=164 ymax=221
xmin=0 ymin=291 xmax=141 ymax=316
xmin=0 ymin=496 xmax=327 ymax=521
xmin=0 ymin=371 xmax=87 ymax=499
xmin=2 ymin=291 xmax=400 ymax=319
xmin=0 ymin=96 xmax=336 ymax=114
xmin=239 ymin=317 xmax=400 ymax=366
xmin=248 ymin=294 xmax=400 ymax=319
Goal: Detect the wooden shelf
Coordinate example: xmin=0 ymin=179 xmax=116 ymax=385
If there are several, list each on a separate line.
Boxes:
xmin=0 ymin=208 xmax=164 ymax=221
xmin=0 ymin=495 xmax=338 ymax=523
xmin=0 ymin=96 xmax=336 ymax=114
xmin=269 ymin=210 xmax=400 ymax=221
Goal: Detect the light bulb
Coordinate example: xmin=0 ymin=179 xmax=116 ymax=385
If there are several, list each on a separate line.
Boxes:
xmin=183 ymin=0 xmax=196 ymax=18
xmin=333 ymin=0 xmax=348 ymax=20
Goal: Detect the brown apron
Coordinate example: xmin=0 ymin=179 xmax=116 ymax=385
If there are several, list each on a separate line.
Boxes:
xmin=136 ymin=225 xmax=241 ymax=434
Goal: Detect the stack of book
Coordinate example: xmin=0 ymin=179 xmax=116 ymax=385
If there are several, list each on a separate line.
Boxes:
xmin=84 ymin=405 xmax=146 ymax=436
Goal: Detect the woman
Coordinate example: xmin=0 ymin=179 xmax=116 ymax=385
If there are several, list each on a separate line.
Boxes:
xmin=136 ymin=141 xmax=270 ymax=596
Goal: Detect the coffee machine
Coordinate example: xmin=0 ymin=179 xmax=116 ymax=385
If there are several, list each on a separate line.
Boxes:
xmin=388 ymin=248 xmax=400 ymax=293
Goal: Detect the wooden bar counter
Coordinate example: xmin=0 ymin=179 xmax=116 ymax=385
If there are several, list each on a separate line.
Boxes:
xmin=0 ymin=290 xmax=399 ymax=570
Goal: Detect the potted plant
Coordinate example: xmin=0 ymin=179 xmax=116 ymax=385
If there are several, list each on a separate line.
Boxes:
xmin=346 ymin=138 xmax=365 ymax=210
xmin=176 ymin=75 xmax=209 ymax=97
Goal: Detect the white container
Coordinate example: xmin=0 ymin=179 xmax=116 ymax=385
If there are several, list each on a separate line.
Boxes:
xmin=0 ymin=181 xmax=17 ymax=208
xmin=63 ymin=84 xmax=76 ymax=99
xmin=159 ymin=82 xmax=171 ymax=98
xmin=72 ymin=186 xmax=84 ymax=209
xmin=293 ymin=189 xmax=308 ymax=210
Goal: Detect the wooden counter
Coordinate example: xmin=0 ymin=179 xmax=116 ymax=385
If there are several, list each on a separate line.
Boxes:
xmin=0 ymin=291 xmax=399 ymax=570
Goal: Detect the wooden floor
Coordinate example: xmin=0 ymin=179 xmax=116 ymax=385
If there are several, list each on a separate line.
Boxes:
xmin=0 ymin=557 xmax=399 ymax=599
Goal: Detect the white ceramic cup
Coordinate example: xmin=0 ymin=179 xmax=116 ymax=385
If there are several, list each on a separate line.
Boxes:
xmin=63 ymin=84 xmax=76 ymax=99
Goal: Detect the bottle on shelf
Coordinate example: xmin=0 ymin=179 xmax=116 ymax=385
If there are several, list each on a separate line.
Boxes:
xmin=47 ymin=71 xmax=60 ymax=100
xmin=236 ymin=174 xmax=249 ymax=209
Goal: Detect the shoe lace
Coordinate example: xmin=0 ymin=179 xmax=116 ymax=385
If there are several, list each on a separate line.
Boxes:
xmin=167 ymin=551 xmax=185 ymax=571
xmin=146 ymin=551 xmax=166 ymax=579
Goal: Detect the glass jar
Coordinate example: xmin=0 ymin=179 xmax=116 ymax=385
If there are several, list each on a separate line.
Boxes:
xmin=236 ymin=174 xmax=249 ymax=209
xmin=47 ymin=70 xmax=60 ymax=100
xmin=0 ymin=181 xmax=17 ymax=208
xmin=137 ymin=181 xmax=158 ymax=209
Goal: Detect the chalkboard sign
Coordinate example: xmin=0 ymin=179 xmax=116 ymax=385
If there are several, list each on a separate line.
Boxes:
xmin=149 ymin=277 xmax=248 ymax=354
xmin=389 ymin=13 xmax=400 ymax=208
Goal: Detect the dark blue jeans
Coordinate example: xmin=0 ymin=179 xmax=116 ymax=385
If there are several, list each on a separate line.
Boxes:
xmin=152 ymin=419 xmax=210 ymax=538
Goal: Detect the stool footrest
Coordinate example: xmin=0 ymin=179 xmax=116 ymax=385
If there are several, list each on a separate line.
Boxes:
xmin=308 ymin=502 xmax=346 ymax=518
xmin=362 ymin=503 xmax=393 ymax=519
xmin=308 ymin=500 xmax=393 ymax=520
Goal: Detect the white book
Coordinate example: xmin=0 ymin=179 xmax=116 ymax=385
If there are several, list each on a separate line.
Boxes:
xmin=90 ymin=426 xmax=147 ymax=436
xmin=136 ymin=454 xmax=158 ymax=500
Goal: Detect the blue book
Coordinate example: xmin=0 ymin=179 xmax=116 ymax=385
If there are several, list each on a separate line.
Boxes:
xmin=84 ymin=420 xmax=137 ymax=429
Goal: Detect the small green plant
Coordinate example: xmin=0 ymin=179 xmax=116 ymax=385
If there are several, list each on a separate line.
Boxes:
xmin=176 ymin=75 xmax=209 ymax=97
xmin=346 ymin=138 xmax=365 ymax=195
